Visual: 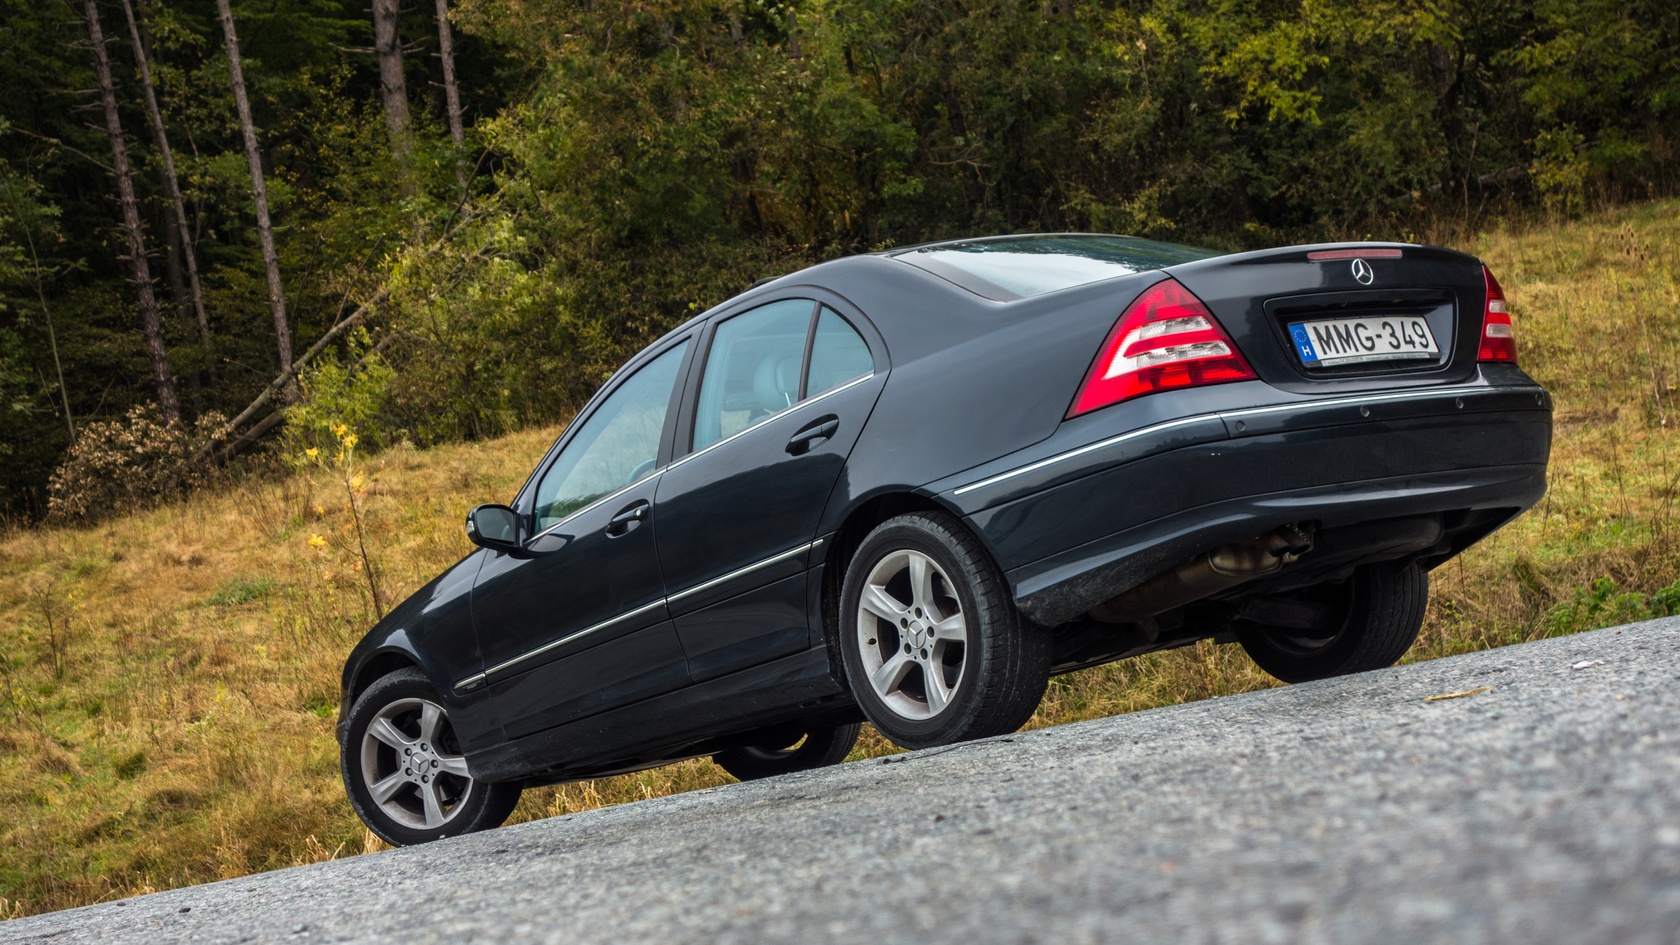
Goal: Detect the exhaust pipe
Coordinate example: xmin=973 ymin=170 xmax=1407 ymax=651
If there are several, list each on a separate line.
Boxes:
xmin=1089 ymin=524 xmax=1313 ymax=624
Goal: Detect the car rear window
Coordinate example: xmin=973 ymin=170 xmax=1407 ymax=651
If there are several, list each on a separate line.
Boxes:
xmin=890 ymin=235 xmax=1219 ymax=301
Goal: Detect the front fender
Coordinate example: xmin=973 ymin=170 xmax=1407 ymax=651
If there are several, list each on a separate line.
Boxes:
xmin=336 ymin=550 xmax=500 ymax=754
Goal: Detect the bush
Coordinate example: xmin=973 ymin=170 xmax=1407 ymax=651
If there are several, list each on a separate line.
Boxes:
xmin=1540 ymin=576 xmax=1680 ymax=637
xmin=280 ymin=336 xmax=398 ymax=460
xmin=45 ymin=406 xmax=226 ymax=524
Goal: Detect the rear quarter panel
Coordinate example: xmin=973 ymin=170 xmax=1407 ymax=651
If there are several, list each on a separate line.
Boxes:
xmin=813 ymin=255 xmax=1168 ymax=533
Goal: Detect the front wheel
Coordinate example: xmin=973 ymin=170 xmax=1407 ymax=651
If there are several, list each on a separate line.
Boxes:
xmin=1237 ymin=562 xmax=1429 ymax=683
xmin=712 ymin=722 xmax=862 ymax=781
xmin=341 ymin=668 xmax=522 ymax=846
xmin=839 ymin=512 xmax=1050 ymax=750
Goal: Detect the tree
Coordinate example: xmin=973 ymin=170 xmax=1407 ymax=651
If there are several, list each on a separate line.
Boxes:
xmin=215 ymin=0 xmax=294 ymax=401
xmin=0 ymin=158 xmax=72 ymax=444
xmin=119 ymin=0 xmax=212 ymax=390
xmin=435 ymin=0 xmax=466 ymax=190
xmin=374 ymin=0 xmax=412 ymax=160
xmin=82 ymin=0 xmax=178 ymax=424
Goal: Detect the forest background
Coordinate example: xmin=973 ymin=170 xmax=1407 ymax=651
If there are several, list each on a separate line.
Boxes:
xmin=0 ymin=0 xmax=1675 ymax=518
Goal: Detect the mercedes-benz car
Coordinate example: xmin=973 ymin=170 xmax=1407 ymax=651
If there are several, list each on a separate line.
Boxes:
xmin=338 ymin=235 xmax=1552 ymax=845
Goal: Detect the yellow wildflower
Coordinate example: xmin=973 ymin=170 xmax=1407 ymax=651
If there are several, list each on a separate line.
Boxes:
xmin=308 ymin=533 xmax=328 ymax=550
xmin=332 ymin=422 xmax=348 ymax=438
xmin=350 ymin=473 xmax=366 ymax=492
xmin=341 ymin=432 xmax=359 ymax=450
xmin=304 ymin=447 xmax=320 ymax=461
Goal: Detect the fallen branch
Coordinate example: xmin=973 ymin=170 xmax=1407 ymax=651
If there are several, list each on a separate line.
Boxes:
xmin=211 ymin=332 xmax=402 ymax=466
xmin=199 ymin=283 xmax=392 ymax=457
xmin=199 ymin=219 xmax=475 ymax=460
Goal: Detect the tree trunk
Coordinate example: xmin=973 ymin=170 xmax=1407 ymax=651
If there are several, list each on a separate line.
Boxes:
xmin=374 ymin=0 xmax=412 ymax=160
xmin=215 ymin=0 xmax=294 ymax=401
xmin=0 ymin=172 xmax=76 ymax=443
xmin=83 ymin=0 xmax=179 ymax=424
xmin=120 ymin=0 xmax=213 ymax=386
xmin=434 ymin=0 xmax=466 ymax=189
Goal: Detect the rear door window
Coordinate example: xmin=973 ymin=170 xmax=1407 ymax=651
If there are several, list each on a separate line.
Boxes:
xmin=806 ymin=307 xmax=874 ymax=396
xmin=693 ymin=299 xmax=815 ymax=450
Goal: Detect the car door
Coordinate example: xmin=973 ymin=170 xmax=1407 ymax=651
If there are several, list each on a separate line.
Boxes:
xmin=655 ymin=298 xmax=887 ymax=682
xmin=469 ymin=338 xmax=693 ymax=740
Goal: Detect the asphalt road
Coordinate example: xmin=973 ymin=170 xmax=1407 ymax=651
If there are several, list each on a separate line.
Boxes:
xmin=8 ymin=618 xmax=1680 ymax=945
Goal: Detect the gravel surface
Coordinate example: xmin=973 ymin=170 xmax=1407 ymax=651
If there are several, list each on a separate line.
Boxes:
xmin=8 ymin=618 xmax=1680 ymax=945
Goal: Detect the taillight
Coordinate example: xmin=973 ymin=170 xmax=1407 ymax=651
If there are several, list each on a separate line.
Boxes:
xmin=1067 ymin=278 xmax=1255 ymax=418
xmin=1478 ymin=265 xmax=1517 ymax=363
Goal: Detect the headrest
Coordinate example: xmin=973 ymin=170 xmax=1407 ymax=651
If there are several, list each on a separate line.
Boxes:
xmin=752 ymin=355 xmax=800 ymax=414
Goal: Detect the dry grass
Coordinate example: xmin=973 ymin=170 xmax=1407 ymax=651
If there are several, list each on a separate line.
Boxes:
xmin=2 ymin=199 xmax=1677 ymax=917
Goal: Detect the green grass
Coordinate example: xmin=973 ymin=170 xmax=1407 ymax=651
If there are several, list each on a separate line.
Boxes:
xmin=205 ymin=576 xmax=279 ymax=608
xmin=1 ymin=199 xmax=1677 ymax=918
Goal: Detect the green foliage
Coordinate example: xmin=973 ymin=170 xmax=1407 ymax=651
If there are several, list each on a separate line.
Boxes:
xmin=0 ymin=149 xmax=73 ymax=511
xmin=281 ymin=332 xmax=398 ymax=457
xmin=1542 ymin=577 xmax=1680 ymax=637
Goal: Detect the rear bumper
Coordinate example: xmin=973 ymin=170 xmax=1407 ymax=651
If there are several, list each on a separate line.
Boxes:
xmin=940 ymin=380 xmax=1552 ymax=626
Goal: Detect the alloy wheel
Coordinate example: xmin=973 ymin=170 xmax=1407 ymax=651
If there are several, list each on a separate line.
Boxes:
xmin=854 ymin=549 xmax=968 ymax=720
xmin=359 ymin=697 xmax=474 ymax=830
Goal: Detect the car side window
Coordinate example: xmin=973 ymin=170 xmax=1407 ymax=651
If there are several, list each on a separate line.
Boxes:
xmin=806 ymin=307 xmax=874 ymax=396
xmin=694 ymin=299 xmax=815 ymax=451
xmin=533 ymin=339 xmax=689 ymax=530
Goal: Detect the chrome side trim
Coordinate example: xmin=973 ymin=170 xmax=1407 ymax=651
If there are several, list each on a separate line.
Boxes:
xmin=952 ymin=416 xmax=1210 ymax=496
xmin=951 ymin=386 xmax=1547 ymax=498
xmin=477 ymin=598 xmax=668 ymax=682
xmin=666 ymin=541 xmax=817 ymax=605
xmin=455 ymin=539 xmax=825 ymax=692
xmin=664 ymin=372 xmax=876 ymax=477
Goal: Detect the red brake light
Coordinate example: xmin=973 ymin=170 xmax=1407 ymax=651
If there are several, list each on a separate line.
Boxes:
xmin=1478 ymin=265 xmax=1517 ymax=363
xmin=1067 ymin=278 xmax=1255 ymax=419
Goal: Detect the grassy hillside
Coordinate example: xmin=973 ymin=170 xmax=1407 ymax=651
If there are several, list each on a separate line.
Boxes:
xmin=3 ymin=200 xmax=1678 ymax=918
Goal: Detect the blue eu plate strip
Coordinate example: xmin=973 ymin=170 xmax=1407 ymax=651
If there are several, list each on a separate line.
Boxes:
xmin=1289 ymin=323 xmax=1320 ymax=364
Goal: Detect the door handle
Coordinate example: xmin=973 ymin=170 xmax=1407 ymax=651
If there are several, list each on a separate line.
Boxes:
xmin=786 ymin=415 xmax=840 ymax=455
xmin=606 ymin=500 xmax=650 ymax=537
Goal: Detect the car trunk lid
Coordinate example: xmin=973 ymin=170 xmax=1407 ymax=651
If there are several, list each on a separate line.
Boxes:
xmin=1164 ymin=244 xmax=1488 ymax=393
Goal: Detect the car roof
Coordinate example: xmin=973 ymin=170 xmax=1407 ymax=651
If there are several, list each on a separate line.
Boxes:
xmin=631 ymin=233 xmax=1213 ymax=375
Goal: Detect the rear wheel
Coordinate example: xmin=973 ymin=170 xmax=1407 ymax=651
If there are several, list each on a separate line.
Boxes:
xmin=1236 ymin=562 xmax=1428 ymax=683
xmin=838 ymin=512 xmax=1050 ymax=749
xmin=341 ymin=668 xmax=522 ymax=846
xmin=712 ymin=722 xmax=861 ymax=781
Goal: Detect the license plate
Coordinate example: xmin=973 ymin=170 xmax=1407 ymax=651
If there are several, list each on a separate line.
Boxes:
xmin=1288 ymin=316 xmax=1439 ymax=368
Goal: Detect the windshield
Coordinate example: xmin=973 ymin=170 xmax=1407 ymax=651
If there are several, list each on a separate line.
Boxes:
xmin=891 ymin=234 xmax=1219 ymax=301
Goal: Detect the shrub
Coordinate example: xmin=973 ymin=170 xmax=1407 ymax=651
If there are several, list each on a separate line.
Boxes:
xmin=280 ymin=335 xmax=398 ymax=460
xmin=1540 ymin=576 xmax=1680 ymax=637
xmin=45 ymin=406 xmax=226 ymax=524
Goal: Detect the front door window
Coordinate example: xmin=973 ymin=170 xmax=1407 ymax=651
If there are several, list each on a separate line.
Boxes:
xmin=533 ymin=340 xmax=688 ymax=530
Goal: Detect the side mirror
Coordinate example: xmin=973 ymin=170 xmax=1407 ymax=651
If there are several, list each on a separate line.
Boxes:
xmin=465 ymin=504 xmax=521 ymax=553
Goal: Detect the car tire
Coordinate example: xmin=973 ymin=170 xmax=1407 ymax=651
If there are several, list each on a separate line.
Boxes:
xmin=1236 ymin=562 xmax=1428 ymax=684
xmin=341 ymin=668 xmax=522 ymax=846
xmin=839 ymin=512 xmax=1051 ymax=750
xmin=712 ymin=722 xmax=862 ymax=781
